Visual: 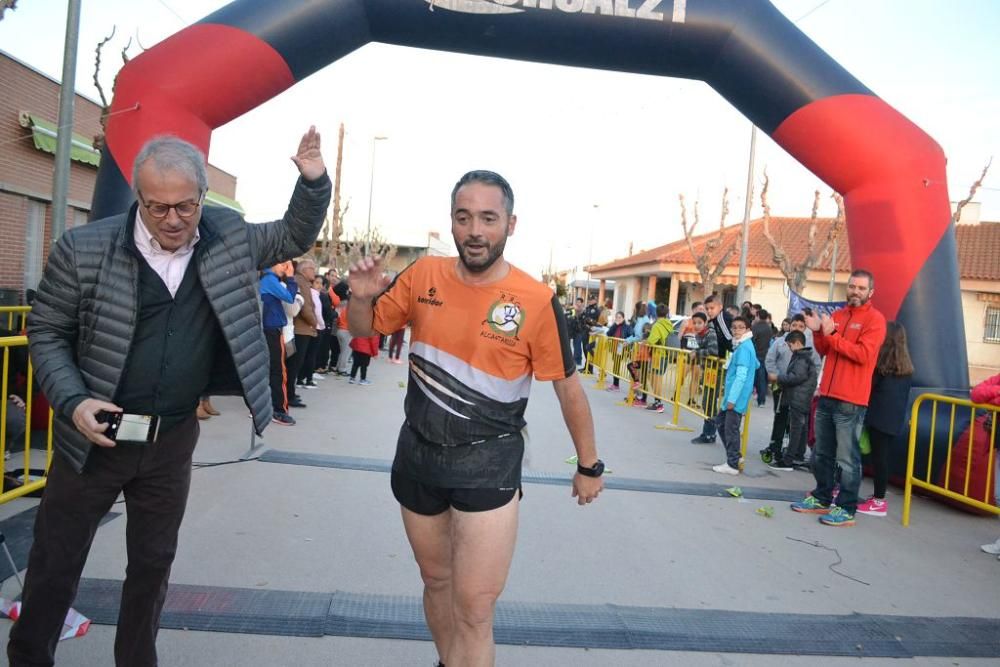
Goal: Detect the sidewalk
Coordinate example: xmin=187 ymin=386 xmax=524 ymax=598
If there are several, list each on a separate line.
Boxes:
xmin=1 ymin=353 xmax=998 ymax=665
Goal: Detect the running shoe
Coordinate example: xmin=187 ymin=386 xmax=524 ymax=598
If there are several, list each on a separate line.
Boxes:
xmin=856 ymin=497 xmax=887 ymax=517
xmin=271 ymin=411 xmax=296 ymax=426
xmin=982 ymin=538 xmax=1000 ymax=555
xmin=690 ymin=435 xmax=716 ymax=444
xmin=790 ymin=496 xmax=831 ymax=514
xmin=819 ymin=506 xmax=856 ymax=527
xmin=766 ymin=458 xmax=793 ymax=472
xmin=359 ymin=379 xmax=373 ymax=386
xmin=711 ymin=463 xmax=740 ymax=476
xmin=348 ymin=378 xmax=356 ymax=385
xmin=646 ymin=401 xmax=665 ymax=413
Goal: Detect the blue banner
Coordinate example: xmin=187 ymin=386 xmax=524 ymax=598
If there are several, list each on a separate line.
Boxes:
xmin=787 ymin=290 xmax=846 ymax=318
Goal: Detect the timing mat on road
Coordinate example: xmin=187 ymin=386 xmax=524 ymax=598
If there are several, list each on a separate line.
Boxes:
xmin=68 ymin=578 xmax=1000 ymax=657
xmin=258 ymin=450 xmax=803 ymax=502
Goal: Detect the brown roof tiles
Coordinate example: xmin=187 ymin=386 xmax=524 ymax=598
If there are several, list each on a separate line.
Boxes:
xmin=592 ymin=217 xmax=1000 ymax=281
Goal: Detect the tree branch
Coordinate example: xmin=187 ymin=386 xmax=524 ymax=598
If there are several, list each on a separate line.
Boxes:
xmin=93 ymin=27 xmax=116 ymax=111
xmin=953 ymin=157 xmax=993 ymax=224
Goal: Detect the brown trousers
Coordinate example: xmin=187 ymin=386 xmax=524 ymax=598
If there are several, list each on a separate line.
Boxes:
xmin=8 ymin=415 xmax=199 ymax=667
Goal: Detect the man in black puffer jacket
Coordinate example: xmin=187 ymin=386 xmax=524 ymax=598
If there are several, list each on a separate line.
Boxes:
xmin=9 ymin=128 xmax=331 ymax=667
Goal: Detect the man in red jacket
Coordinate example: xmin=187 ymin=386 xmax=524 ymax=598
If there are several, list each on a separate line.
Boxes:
xmin=791 ymin=269 xmax=887 ymax=526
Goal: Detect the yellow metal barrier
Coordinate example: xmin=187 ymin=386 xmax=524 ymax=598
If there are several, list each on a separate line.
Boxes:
xmin=587 ymin=334 xmax=752 ymax=462
xmin=0 ymin=305 xmax=30 ymax=333
xmin=902 ymin=393 xmax=999 ymax=526
xmin=1 ymin=334 xmax=54 ymax=503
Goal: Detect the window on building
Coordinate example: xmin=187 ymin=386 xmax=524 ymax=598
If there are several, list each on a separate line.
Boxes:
xmin=985 ymin=306 xmax=1000 ymax=344
xmin=70 ymin=208 xmax=88 ymax=230
xmin=24 ymin=200 xmax=46 ymax=292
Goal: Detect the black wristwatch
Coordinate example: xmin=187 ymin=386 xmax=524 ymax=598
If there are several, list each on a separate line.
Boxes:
xmin=577 ymin=459 xmax=605 ymax=478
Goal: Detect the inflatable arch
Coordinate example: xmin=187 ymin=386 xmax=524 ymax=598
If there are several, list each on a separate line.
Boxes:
xmin=93 ymin=0 xmax=967 ymax=401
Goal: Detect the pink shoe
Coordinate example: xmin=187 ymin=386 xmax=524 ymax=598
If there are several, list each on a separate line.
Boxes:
xmin=606 ymin=385 xmax=620 ymax=392
xmin=856 ymin=497 xmax=887 ymax=517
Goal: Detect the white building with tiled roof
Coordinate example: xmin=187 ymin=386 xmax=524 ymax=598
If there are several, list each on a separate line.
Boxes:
xmin=589 ymin=213 xmax=1000 ymax=385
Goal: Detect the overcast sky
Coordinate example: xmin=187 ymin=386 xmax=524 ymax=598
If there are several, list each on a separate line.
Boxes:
xmin=2 ymin=0 xmax=997 ymax=277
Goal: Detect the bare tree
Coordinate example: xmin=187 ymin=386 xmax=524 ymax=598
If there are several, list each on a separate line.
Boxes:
xmin=318 ymin=123 xmax=346 ymax=268
xmin=679 ymin=187 xmax=742 ymax=299
xmin=91 ymin=27 xmax=136 ymax=151
xmin=952 ymin=158 xmax=993 ymax=224
xmin=0 ymin=1 xmax=18 ymax=21
xmin=339 ymin=226 xmax=398 ymax=269
xmin=759 ymin=172 xmax=844 ymax=294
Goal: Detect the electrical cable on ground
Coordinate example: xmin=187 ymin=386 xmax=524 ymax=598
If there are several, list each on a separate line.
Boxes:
xmin=786 ymin=535 xmax=870 ymax=586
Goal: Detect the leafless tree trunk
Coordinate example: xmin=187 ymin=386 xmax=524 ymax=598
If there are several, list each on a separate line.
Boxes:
xmin=759 ymin=172 xmax=844 ymax=294
xmin=318 ymin=123 xmax=346 ymax=268
xmin=679 ymin=187 xmax=741 ymax=299
xmin=952 ymin=158 xmax=993 ymax=224
xmin=91 ymin=28 xmax=135 ymax=151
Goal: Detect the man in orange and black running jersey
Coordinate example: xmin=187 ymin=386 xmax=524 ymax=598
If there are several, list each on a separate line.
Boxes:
xmin=348 ymin=170 xmax=603 ymax=667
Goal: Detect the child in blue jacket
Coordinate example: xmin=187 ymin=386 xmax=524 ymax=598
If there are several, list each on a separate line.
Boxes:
xmin=712 ymin=316 xmax=759 ymax=476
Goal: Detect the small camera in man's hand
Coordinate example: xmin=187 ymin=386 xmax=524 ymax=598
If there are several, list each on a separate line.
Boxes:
xmin=97 ymin=411 xmax=159 ymax=444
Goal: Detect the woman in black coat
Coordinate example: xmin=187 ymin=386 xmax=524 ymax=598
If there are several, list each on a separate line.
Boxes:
xmin=858 ymin=321 xmax=914 ymax=517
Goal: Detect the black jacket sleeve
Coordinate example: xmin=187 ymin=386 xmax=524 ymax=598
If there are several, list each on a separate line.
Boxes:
xmin=25 ymin=232 xmax=91 ymax=419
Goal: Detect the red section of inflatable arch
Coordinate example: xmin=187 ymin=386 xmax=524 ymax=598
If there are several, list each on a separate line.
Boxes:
xmin=105 ymin=24 xmax=295 ymax=186
xmin=772 ymin=94 xmax=951 ymax=320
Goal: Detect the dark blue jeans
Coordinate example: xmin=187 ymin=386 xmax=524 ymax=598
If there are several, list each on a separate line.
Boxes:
xmin=572 ymin=334 xmax=585 ymax=366
xmin=714 ymin=409 xmax=743 ymax=468
xmin=811 ymin=396 xmax=865 ymax=514
xmin=754 ymin=363 xmax=769 ymax=406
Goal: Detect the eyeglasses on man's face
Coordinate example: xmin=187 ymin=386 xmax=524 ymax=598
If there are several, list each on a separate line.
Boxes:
xmin=137 ymin=191 xmax=202 ymax=219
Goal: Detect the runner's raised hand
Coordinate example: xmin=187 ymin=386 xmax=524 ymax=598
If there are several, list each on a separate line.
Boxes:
xmin=348 ymin=255 xmax=391 ymax=300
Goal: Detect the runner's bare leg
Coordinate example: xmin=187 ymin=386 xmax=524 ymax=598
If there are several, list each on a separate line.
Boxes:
xmin=401 ymin=507 xmax=454 ymax=662
xmin=448 ymin=495 xmax=519 ymax=667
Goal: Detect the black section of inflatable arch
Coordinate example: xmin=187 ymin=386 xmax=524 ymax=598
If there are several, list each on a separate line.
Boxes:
xmin=199 ymin=0 xmax=372 ymax=81
xmin=367 ymin=0 xmax=873 ymax=133
xmin=90 ymin=148 xmax=132 ymax=223
xmin=896 ymin=225 xmax=970 ymax=391
xmin=200 ymin=0 xmax=872 ymax=135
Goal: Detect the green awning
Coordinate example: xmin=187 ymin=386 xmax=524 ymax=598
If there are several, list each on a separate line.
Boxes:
xmin=19 ymin=111 xmax=245 ymax=215
xmin=20 ymin=113 xmax=101 ymax=167
xmin=204 ymin=190 xmax=245 ymax=215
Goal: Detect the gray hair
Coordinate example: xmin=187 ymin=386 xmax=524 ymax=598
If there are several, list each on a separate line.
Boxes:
xmin=451 ymin=170 xmax=514 ymax=216
xmin=132 ymin=135 xmax=208 ymax=195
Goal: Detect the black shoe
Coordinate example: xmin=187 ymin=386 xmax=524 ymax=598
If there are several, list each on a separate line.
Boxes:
xmin=691 ymin=435 xmax=715 ymax=444
xmin=791 ymin=459 xmax=810 ymax=470
xmin=287 ymin=399 xmax=307 ymax=409
xmin=767 ymin=458 xmax=793 ymax=471
xmin=272 ymin=411 xmax=296 ymax=426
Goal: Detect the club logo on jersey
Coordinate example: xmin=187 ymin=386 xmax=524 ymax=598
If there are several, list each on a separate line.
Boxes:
xmin=482 ymin=293 xmax=525 ymax=344
xmin=424 ymin=0 xmax=687 ymax=24
xmin=418 ymin=286 xmax=444 ymax=307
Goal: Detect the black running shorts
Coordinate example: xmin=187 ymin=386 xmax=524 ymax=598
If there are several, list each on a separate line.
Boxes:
xmin=391 ymin=471 xmax=522 ymax=516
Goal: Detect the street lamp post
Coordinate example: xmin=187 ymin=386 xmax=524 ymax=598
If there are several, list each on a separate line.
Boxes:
xmin=587 ymin=203 xmax=598 ymax=301
xmin=365 ymin=135 xmax=388 ymax=256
